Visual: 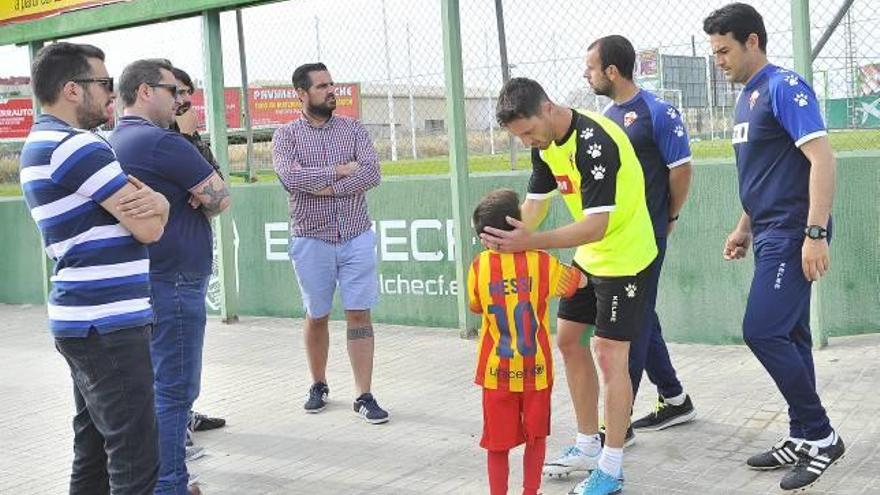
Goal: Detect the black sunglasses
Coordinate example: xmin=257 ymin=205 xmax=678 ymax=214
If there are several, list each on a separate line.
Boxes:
xmin=71 ymin=77 xmax=114 ymax=93
xmin=149 ymin=83 xmax=182 ymax=98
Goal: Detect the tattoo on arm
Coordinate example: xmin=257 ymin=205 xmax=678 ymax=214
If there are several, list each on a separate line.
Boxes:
xmin=198 ymin=180 xmax=230 ymax=216
xmin=347 ymin=326 xmax=374 ymax=341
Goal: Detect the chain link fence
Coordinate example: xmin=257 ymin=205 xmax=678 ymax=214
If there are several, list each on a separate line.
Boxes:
xmin=1 ymin=0 xmax=878 ymax=183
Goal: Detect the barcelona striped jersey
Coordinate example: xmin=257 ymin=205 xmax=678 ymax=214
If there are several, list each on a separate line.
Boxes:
xmin=467 ymin=249 xmax=581 ymax=392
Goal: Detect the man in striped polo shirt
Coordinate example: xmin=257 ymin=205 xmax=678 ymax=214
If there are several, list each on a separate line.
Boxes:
xmin=272 ymin=63 xmax=388 ymax=424
xmin=20 ymin=43 xmax=169 ymax=494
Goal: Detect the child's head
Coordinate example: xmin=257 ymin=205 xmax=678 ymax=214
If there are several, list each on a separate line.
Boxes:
xmin=473 ymin=188 xmax=522 ymax=238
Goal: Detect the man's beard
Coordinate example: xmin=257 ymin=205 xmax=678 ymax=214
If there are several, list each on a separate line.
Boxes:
xmin=306 ymin=97 xmax=336 ymax=119
xmin=76 ymin=91 xmax=109 ymax=130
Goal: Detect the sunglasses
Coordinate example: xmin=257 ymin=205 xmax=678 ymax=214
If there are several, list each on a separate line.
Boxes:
xmin=149 ymin=83 xmax=183 ymax=98
xmin=71 ymin=77 xmax=114 ymax=93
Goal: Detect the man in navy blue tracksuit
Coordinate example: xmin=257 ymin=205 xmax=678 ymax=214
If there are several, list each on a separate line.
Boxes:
xmin=705 ymin=3 xmax=844 ymax=492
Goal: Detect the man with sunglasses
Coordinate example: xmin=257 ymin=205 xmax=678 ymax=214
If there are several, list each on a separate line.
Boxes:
xmin=110 ymin=58 xmax=231 ymax=495
xmin=20 ymin=43 xmax=169 ymax=494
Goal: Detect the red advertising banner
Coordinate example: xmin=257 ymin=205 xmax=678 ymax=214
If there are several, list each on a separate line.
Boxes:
xmin=248 ymin=83 xmax=360 ymax=127
xmin=0 ymin=98 xmax=34 ymax=139
xmin=191 ymin=89 xmax=242 ymax=130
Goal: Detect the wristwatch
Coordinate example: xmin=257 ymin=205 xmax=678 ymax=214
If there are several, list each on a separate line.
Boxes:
xmin=804 ymin=225 xmax=828 ymax=240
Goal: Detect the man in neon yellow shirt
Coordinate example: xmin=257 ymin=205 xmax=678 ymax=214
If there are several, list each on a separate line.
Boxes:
xmin=482 ymin=77 xmax=657 ymax=495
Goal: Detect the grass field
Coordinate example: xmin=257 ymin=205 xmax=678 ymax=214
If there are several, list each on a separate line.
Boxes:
xmin=1 ymin=129 xmax=877 ymax=195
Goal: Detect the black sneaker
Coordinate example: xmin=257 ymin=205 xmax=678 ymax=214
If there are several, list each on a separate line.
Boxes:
xmin=304 ymin=382 xmax=329 ymax=413
xmin=780 ymin=433 xmax=845 ymax=491
xmin=632 ymin=394 xmax=697 ymax=431
xmin=191 ymin=411 xmax=226 ymax=431
xmin=747 ymin=438 xmax=800 ymax=470
xmin=353 ymin=393 xmax=390 ymax=424
xmin=599 ymin=424 xmax=636 ymax=448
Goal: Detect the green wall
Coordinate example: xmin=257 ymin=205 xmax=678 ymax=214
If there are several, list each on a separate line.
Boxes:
xmin=3 ymin=155 xmax=879 ymax=344
xmin=0 ymin=198 xmax=44 ymax=304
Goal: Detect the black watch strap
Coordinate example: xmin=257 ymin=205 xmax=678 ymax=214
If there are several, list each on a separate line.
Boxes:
xmin=669 ymin=214 xmax=680 ymax=222
xmin=804 ymin=225 xmax=828 ymax=239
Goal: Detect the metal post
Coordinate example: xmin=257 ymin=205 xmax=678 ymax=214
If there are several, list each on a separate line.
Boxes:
xmin=791 ymin=0 xmax=825 ymax=347
xmin=791 ymin=0 xmax=813 ymax=85
xmin=441 ymin=0 xmax=475 ymax=334
xmin=28 ymin=40 xmax=52 ymax=304
xmin=811 ymin=0 xmax=855 ymax=62
xmin=202 ymin=10 xmax=239 ymax=323
xmin=406 ymin=24 xmax=417 ymax=159
xmin=494 ymin=0 xmax=516 ymax=169
xmin=484 ymin=31 xmax=495 ymax=155
xmin=314 ymin=15 xmax=322 ymax=61
xmin=236 ymin=9 xmax=255 ymax=182
xmin=381 ymin=0 xmax=398 ymax=161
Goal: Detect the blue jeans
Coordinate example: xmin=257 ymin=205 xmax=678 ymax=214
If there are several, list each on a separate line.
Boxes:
xmin=628 ymin=237 xmax=684 ymax=400
xmin=150 ymin=272 xmax=209 ymax=495
xmin=54 ymin=325 xmax=159 ymax=495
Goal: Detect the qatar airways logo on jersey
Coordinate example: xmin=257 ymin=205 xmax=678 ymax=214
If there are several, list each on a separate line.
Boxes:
xmin=732 ymin=122 xmax=749 ymax=144
xmin=555 ymin=175 xmax=575 ymax=194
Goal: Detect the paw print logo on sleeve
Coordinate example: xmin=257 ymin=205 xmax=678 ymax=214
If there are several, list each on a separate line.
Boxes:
xmin=793 ymin=93 xmax=809 ymax=107
xmin=784 ymin=74 xmax=799 ymax=86
xmin=590 ymin=165 xmax=606 ymax=180
xmin=666 ymin=107 xmax=678 ymax=119
xmin=674 ymin=125 xmax=685 ymax=137
xmin=587 ymin=143 xmax=602 ymax=158
xmin=624 ymin=283 xmax=637 ymax=298
xmin=580 ymin=128 xmax=594 ymax=141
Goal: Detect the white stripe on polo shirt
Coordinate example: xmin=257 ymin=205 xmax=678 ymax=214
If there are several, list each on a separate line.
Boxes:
xmin=52 ymin=259 xmax=149 ymax=283
xmin=19 ymin=164 xmax=51 ymax=184
xmin=24 ymin=130 xmax=68 ymax=145
xmin=29 ymin=192 xmax=90 ymax=222
xmin=77 ymin=161 xmax=125 ymax=198
xmin=45 ymin=224 xmax=131 ymax=260
xmin=48 ymin=297 xmax=151 ymax=322
xmin=50 ymin=132 xmax=109 ymax=176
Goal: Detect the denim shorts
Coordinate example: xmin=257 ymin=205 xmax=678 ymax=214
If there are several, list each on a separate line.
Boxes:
xmin=289 ymin=229 xmax=379 ymax=318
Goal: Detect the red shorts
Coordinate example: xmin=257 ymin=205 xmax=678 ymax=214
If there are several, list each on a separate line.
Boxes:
xmin=480 ymin=387 xmax=551 ymax=451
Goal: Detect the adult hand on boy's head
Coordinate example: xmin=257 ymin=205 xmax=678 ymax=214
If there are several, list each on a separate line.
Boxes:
xmin=479 ymin=216 xmax=534 ymax=253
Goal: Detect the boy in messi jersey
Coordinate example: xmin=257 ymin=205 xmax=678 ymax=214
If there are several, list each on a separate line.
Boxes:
xmin=485 ymin=78 xmax=657 ymax=495
xmin=468 ymin=189 xmax=584 ymax=495
xmin=705 ymin=3 xmax=844 ymax=492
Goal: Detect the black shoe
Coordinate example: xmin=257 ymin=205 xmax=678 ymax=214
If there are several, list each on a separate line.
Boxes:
xmin=780 ymin=433 xmax=845 ymax=491
xmin=353 ymin=393 xmax=390 ymax=424
xmin=599 ymin=424 xmax=636 ymax=448
xmin=747 ymin=438 xmax=800 ymax=470
xmin=191 ymin=411 xmax=226 ymax=431
xmin=304 ymin=382 xmax=329 ymax=413
xmin=632 ymin=394 xmax=697 ymax=431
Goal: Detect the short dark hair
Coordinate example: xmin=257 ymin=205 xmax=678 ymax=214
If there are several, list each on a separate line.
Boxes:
xmin=495 ymin=78 xmax=550 ymax=126
xmin=703 ymin=2 xmax=768 ymax=52
xmin=588 ymin=35 xmax=636 ymax=80
xmin=30 ymin=42 xmax=105 ymax=105
xmin=473 ymin=189 xmax=522 ymax=237
xmin=292 ymin=62 xmax=328 ymax=91
xmin=118 ymin=58 xmax=175 ymax=106
xmin=171 ymin=67 xmax=195 ymax=92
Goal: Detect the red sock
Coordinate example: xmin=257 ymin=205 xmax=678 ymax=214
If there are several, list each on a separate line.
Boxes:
xmin=488 ymin=449 xmax=510 ymax=495
xmin=522 ymin=437 xmax=546 ymax=495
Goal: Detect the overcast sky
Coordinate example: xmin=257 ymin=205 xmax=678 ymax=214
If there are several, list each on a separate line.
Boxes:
xmin=0 ymin=0 xmax=876 ymax=99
